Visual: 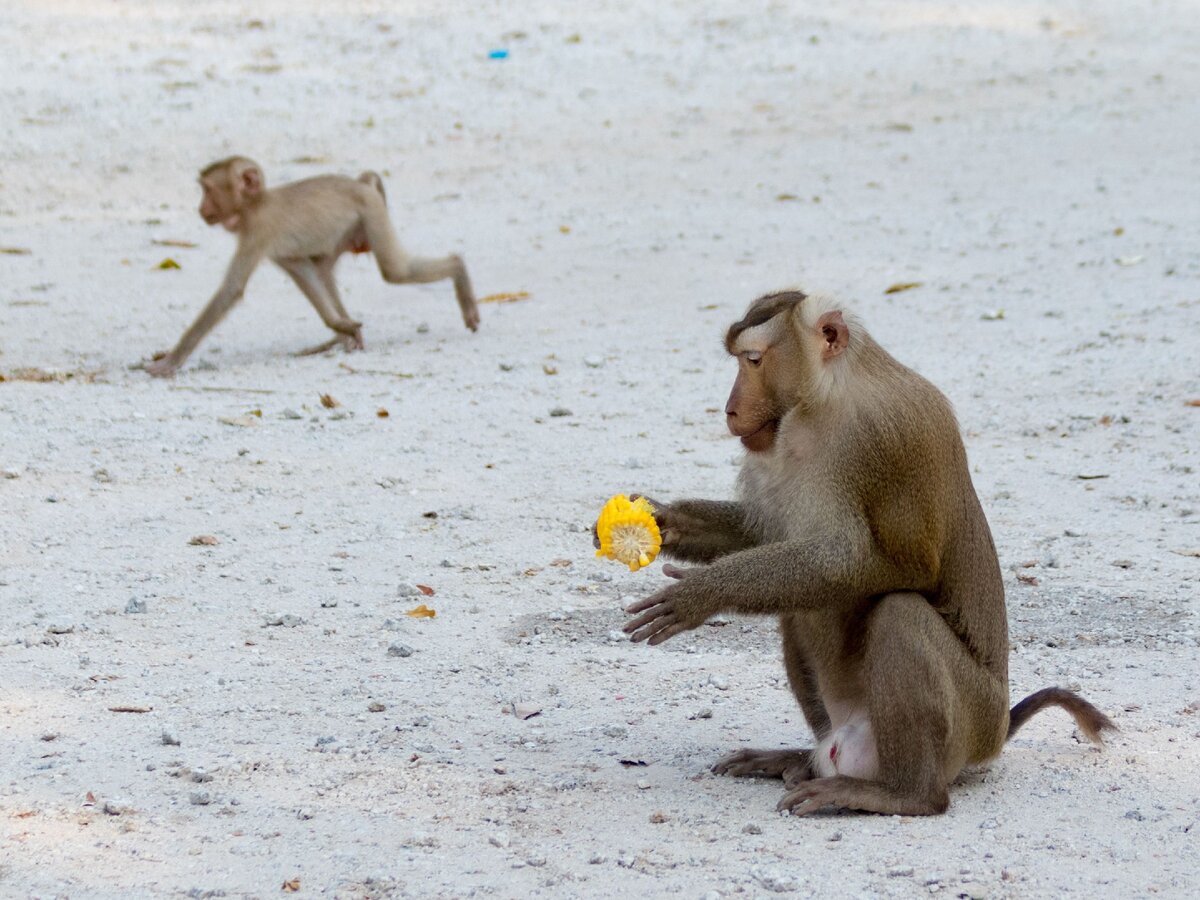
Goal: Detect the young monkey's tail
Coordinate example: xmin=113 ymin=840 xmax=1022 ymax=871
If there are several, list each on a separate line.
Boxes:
xmin=1007 ymin=687 xmax=1118 ymax=744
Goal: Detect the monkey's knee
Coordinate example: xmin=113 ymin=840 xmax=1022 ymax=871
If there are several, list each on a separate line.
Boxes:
xmin=357 ymin=171 xmax=385 ymax=200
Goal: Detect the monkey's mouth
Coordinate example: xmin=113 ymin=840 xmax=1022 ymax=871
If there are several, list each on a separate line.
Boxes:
xmin=738 ymin=420 xmax=778 ymax=452
xmin=220 ymin=214 xmax=242 ymax=232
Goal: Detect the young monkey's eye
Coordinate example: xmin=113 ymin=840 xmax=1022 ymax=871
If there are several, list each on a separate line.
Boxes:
xmin=744 ymin=351 xmax=763 ymax=367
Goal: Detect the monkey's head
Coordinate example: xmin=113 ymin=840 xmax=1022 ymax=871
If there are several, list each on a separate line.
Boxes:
xmin=723 ymin=291 xmax=851 ymax=452
xmin=198 ymin=157 xmax=265 ymax=232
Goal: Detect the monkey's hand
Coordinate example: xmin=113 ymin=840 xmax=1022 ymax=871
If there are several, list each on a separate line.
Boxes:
xmin=623 ymin=564 xmax=720 ymax=645
xmin=144 ymin=355 xmax=179 ymax=378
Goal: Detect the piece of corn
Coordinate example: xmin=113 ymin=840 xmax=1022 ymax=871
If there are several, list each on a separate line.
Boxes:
xmin=595 ymin=494 xmax=662 ymax=572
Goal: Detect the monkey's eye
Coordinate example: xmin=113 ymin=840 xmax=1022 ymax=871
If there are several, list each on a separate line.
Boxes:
xmin=743 ymin=351 xmax=763 ymax=367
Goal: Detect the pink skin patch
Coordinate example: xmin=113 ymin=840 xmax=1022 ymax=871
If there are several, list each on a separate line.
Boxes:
xmin=829 ymin=743 xmax=838 ymax=763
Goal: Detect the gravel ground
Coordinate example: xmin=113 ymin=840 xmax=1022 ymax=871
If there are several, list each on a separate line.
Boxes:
xmin=1 ymin=1 xmax=1197 ymax=897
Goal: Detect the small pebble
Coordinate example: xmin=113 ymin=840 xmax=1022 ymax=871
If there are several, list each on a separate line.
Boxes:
xmin=742 ymin=822 xmax=762 ymax=835
xmin=124 ymin=598 xmax=147 ymax=614
xmin=161 ymin=730 xmax=181 ymax=746
xmin=649 ymin=811 xmax=668 ymax=824
xmin=636 ymin=779 xmax=651 ymax=790
xmin=280 ymin=408 xmax=303 ymax=420
xmin=92 ymin=468 xmax=112 ymax=483
xmin=603 ymin=725 xmax=627 ymax=738
xmin=549 ymin=407 xmax=573 ymax=417
xmin=368 ymin=702 xmax=386 ymax=713
xmin=320 ymin=598 xmax=338 ymax=608
xmin=387 ymin=643 xmax=415 ymax=658
xmin=489 ymin=832 xmax=511 ymax=848
xmin=708 ymin=674 xmax=730 ymax=691
xmin=584 ymin=355 xmax=604 ymax=368
xmin=188 ymin=791 xmax=212 ymax=806
xmin=690 ymin=709 xmax=713 ymax=720
xmin=526 ymin=856 xmax=547 ymax=868
xmin=397 ymin=582 xmax=424 ymax=598
xmin=416 ymin=322 xmax=430 ymax=334
xmin=888 ymin=866 xmax=915 ymax=877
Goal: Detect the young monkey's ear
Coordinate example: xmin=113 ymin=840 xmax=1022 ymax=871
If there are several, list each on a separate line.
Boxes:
xmin=816 ymin=310 xmax=848 ymax=360
xmin=239 ymin=164 xmax=264 ymax=198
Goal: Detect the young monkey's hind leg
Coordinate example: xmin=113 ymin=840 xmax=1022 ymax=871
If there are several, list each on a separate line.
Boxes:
xmin=277 ymin=258 xmax=364 ymax=356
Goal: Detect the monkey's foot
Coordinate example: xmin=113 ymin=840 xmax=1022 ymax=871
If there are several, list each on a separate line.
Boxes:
xmin=777 ymin=776 xmax=948 ymax=817
xmin=462 ymin=305 xmax=481 ymax=332
xmin=713 ymin=748 xmax=814 ymax=788
xmin=296 ymin=332 xmax=363 ymax=357
xmin=144 ymin=357 xmax=179 ymax=378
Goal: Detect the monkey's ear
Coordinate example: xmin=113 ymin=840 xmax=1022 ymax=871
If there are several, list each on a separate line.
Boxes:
xmin=817 ymin=310 xmax=849 ymax=360
xmin=240 ymin=165 xmax=264 ymax=198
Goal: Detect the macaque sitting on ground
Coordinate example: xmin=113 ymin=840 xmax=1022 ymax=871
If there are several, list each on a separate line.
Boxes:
xmin=144 ymin=157 xmax=479 ymax=377
xmin=615 ymin=290 xmax=1115 ymax=815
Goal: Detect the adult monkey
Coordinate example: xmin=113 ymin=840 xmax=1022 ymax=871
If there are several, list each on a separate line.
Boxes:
xmin=144 ymin=157 xmax=479 ymax=377
xmin=619 ymin=290 xmax=1114 ymax=815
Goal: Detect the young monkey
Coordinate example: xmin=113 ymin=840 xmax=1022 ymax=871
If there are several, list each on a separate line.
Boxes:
xmin=618 ymin=290 xmax=1116 ymax=815
xmin=144 ymin=157 xmax=479 ymax=377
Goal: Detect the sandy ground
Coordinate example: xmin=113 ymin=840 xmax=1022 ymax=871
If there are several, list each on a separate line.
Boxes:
xmin=1 ymin=1 xmax=1198 ymax=897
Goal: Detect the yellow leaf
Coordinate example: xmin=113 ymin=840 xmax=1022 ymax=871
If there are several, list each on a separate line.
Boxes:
xmin=406 ymin=603 xmax=436 ymax=618
xmin=156 ymin=258 xmax=181 ymax=270
xmin=376 ymin=408 xmax=389 ymax=418
xmin=479 ymin=291 xmax=531 ymax=304
xmin=152 ymin=239 xmax=197 ymax=248
xmin=0 ymin=247 xmax=31 ymax=255
xmin=319 ymin=393 xmax=339 ymax=409
xmin=883 ymin=281 xmax=922 ymax=294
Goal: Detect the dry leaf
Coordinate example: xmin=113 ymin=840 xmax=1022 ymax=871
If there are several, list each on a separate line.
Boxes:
xmin=152 ymin=239 xmax=197 ymax=249
xmin=559 ymin=225 xmax=571 ymax=234
xmin=1076 ymin=473 xmax=1109 ymax=480
xmin=1 ymin=246 xmax=32 ymax=255
xmin=1016 ymin=573 xmax=1039 ymax=586
xmin=513 ymin=703 xmax=542 ymax=720
xmin=376 ymin=408 xmax=389 ymax=418
xmin=189 ymin=534 xmax=219 ymax=546
xmin=1114 ymin=255 xmax=1145 ymax=267
xmin=1185 ymin=399 xmax=1200 ymax=407
xmin=416 ymin=584 xmax=435 ymax=596
xmin=522 ymin=567 xmax=543 ymax=576
xmin=292 ymin=155 xmax=331 ymax=164
xmin=218 ymin=415 xmax=258 ymax=427
xmin=549 ymin=558 xmax=572 ymax=568
xmin=108 ymin=705 xmax=152 ymax=713
xmin=775 ymin=193 xmax=798 ymax=201
xmin=156 ymin=258 xmax=181 ymax=270
xmin=884 ymin=282 xmax=923 ymax=294
xmin=618 ymin=759 xmax=649 ymax=767
xmin=1171 ymin=549 xmax=1200 ymax=558
xmin=13 ymin=810 xmax=36 ymax=818
xmin=3 ymin=367 xmax=100 ymax=384
xmin=282 ymin=879 xmax=301 ymax=893
xmin=542 ymin=364 xmax=558 ymax=375
xmin=85 ymin=792 xmax=96 ymax=805
xmin=319 ymin=393 xmax=339 ymax=408
xmin=479 ymin=291 xmax=531 ymax=304
xmin=981 ymin=309 xmax=1006 ymax=321
xmin=406 ymin=603 xmax=436 ymax=618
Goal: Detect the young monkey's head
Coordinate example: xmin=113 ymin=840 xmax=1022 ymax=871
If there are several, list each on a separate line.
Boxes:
xmin=198 ymin=156 xmax=265 ymax=232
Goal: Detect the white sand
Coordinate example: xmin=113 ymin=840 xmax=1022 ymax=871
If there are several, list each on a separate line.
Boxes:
xmin=1 ymin=1 xmax=1197 ymax=896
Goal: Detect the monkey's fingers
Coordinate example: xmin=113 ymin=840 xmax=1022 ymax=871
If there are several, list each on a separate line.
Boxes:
xmin=624 ymin=594 xmax=667 ymax=615
xmin=646 ymin=622 xmax=690 ymax=645
xmin=661 ymin=564 xmax=688 ymax=580
xmin=626 ymin=611 xmax=677 ymax=643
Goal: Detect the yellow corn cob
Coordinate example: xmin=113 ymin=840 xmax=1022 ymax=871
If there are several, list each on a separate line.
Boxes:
xmin=595 ymin=494 xmax=662 ymax=572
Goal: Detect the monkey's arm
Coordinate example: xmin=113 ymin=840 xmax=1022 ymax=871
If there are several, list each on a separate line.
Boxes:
xmin=657 ymin=499 xmax=759 ymax=562
xmin=146 ymin=247 xmax=261 ymax=377
xmin=625 ymin=526 xmax=911 ymax=645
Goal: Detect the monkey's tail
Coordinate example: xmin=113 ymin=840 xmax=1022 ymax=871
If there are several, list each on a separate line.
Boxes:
xmin=1006 ymin=687 xmax=1118 ymax=744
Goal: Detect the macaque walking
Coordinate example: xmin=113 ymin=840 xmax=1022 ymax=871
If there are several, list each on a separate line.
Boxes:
xmin=616 ymin=290 xmax=1115 ymax=815
xmin=145 ymin=157 xmax=479 ymax=377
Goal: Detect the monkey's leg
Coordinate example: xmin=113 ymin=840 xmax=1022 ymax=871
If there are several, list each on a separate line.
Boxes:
xmin=713 ymin=616 xmax=827 ymax=789
xmin=316 ymin=260 xmax=364 ymax=350
xmin=778 ymin=593 xmax=1005 ymax=816
xmin=360 ymin=203 xmax=480 ymax=332
xmin=277 ymin=259 xmax=363 ymax=355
